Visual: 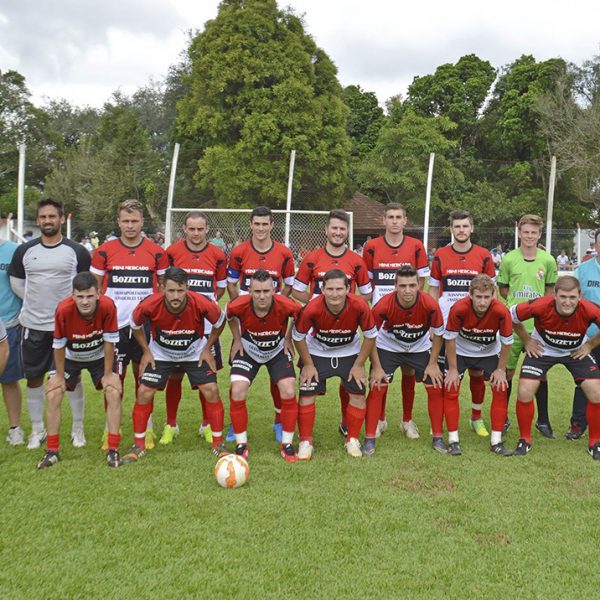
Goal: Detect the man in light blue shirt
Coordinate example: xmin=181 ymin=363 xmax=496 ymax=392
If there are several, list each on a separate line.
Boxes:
xmin=568 ymin=229 xmax=600 ymax=439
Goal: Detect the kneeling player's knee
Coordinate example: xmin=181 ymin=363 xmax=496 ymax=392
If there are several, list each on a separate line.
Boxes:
xmin=230 ymin=381 xmax=248 ymax=401
xmin=277 ymin=379 xmax=296 ymax=398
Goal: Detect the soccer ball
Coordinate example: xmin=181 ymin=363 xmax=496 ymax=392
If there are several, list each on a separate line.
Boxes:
xmin=214 ymin=454 xmax=249 ymax=489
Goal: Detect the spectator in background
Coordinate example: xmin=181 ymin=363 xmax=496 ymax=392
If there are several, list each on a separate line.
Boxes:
xmin=556 ymin=249 xmax=571 ymax=271
xmin=428 ymin=247 xmax=436 ymax=265
xmin=89 ymin=232 xmax=99 ymax=249
xmin=81 ymin=237 xmax=94 ymax=252
xmin=571 ymin=251 xmax=578 ymax=268
xmin=24 ymin=230 xmax=33 ymax=242
xmin=354 ymin=244 xmax=363 ymax=256
xmin=492 ymin=248 xmax=503 ymax=269
xmin=210 ymin=230 xmax=227 ymax=253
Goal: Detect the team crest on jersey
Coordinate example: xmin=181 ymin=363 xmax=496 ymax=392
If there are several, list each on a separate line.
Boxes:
xmin=536 ymin=269 xmax=545 ymax=280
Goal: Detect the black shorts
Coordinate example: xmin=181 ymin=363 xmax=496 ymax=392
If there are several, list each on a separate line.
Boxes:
xmin=140 ymin=360 xmax=217 ymax=390
xmin=230 ymin=350 xmax=295 ymax=385
xmin=299 ymin=354 xmax=366 ymax=398
xmin=208 ymin=337 xmax=223 ymax=371
xmin=64 ymin=357 xmax=117 ymax=391
xmin=21 ymin=327 xmax=54 ymax=380
xmin=450 ymin=354 xmax=499 ymax=379
xmin=117 ymin=324 xmax=149 ymax=367
xmin=376 ymin=348 xmax=432 ymax=384
xmin=520 ymin=354 xmax=600 ymax=383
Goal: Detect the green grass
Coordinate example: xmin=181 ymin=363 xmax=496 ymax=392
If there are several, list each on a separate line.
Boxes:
xmin=1 ymin=328 xmax=599 ymax=599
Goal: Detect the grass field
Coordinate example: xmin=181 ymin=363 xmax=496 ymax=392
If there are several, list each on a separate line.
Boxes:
xmin=2 ymin=322 xmax=600 ymax=599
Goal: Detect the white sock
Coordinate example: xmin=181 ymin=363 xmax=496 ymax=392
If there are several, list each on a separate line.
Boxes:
xmin=27 ymin=386 xmax=45 ymax=431
xmin=235 ymin=431 xmax=248 ymax=444
xmin=448 ymin=430 xmax=459 ymax=443
xmin=491 ymin=431 xmax=503 ymax=445
xmin=281 ymin=431 xmax=294 ymax=445
xmin=66 ymin=381 xmax=85 ymax=425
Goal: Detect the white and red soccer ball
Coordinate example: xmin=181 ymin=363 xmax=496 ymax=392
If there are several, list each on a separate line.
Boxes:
xmin=214 ymin=454 xmax=249 ymax=488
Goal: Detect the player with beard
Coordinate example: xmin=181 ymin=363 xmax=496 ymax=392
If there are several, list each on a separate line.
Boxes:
xmin=9 ymin=198 xmax=90 ymax=450
xmin=293 ymin=210 xmax=372 ymax=438
xmin=163 ymin=211 xmax=227 ymax=445
xmin=363 ymin=203 xmax=430 ymax=441
xmin=428 ymin=210 xmax=496 ymax=438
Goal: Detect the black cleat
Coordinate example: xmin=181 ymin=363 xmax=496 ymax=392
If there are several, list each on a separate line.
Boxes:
xmin=212 ymin=443 xmax=229 ymax=458
xmin=447 ymin=441 xmax=462 ymax=456
xmin=106 ymin=449 xmax=121 ymax=468
xmin=502 ymin=419 xmax=511 ymax=435
xmin=535 ymin=421 xmax=555 ymax=439
xmin=431 ymin=437 xmax=447 ymax=454
xmin=37 ymin=450 xmax=60 ymax=470
xmin=338 ymin=423 xmax=348 ymax=437
xmin=565 ymin=422 xmax=586 ymax=441
xmin=514 ymin=439 xmax=532 ymax=456
xmin=588 ymin=443 xmax=600 ymax=460
xmin=121 ymin=444 xmax=146 ymax=464
xmin=235 ymin=443 xmax=249 ymax=460
xmin=490 ymin=443 xmax=513 ymax=457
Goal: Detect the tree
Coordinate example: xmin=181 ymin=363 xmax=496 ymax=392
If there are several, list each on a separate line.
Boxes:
xmin=342 ymin=85 xmax=384 ymax=159
xmin=175 ymin=0 xmax=351 ymax=209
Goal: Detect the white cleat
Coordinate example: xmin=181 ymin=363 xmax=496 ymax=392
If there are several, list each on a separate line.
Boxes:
xmin=27 ymin=428 xmax=47 ymax=450
xmin=401 ymin=420 xmax=420 ymax=439
xmin=297 ymin=440 xmax=314 ymax=461
xmin=6 ymin=427 xmax=25 ymax=446
xmin=375 ymin=419 xmax=388 ymax=438
xmin=345 ymin=437 xmax=363 ymax=458
xmin=71 ymin=425 xmax=87 ymax=448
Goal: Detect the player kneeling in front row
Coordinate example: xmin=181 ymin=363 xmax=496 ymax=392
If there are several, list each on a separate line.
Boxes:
xmin=511 ymin=275 xmax=600 ymax=459
xmin=364 ymin=266 xmax=445 ymax=456
xmin=292 ymin=269 xmax=378 ymax=459
xmin=121 ymin=267 xmax=226 ymax=463
xmin=38 ymin=272 xmax=122 ymax=469
xmin=443 ymin=275 xmax=513 ymax=456
xmin=227 ymin=269 xmax=301 ymax=462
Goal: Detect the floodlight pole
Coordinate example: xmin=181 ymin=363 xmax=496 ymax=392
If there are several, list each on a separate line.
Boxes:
xmin=17 ymin=143 xmax=26 ymax=238
xmin=284 ymin=149 xmax=296 ymax=247
xmin=423 ymin=153 xmax=435 ymax=251
xmin=165 ymin=143 xmax=180 ymax=247
xmin=545 ymin=155 xmax=557 ymax=254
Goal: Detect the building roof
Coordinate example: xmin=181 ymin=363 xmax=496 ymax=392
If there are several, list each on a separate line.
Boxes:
xmin=342 ymin=192 xmax=386 ymax=234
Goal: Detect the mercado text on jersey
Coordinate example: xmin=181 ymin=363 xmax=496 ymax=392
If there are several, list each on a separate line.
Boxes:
xmin=131 ymin=292 xmax=225 ymax=362
xmin=90 ymin=238 xmax=169 ymax=329
xmin=226 ymin=294 xmax=301 ymax=364
xmin=373 ymin=290 xmax=444 ymax=353
xmin=53 ymin=295 xmax=119 ymax=362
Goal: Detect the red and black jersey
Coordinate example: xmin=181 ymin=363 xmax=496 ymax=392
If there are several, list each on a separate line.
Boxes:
xmin=131 ymin=292 xmax=225 ymax=362
xmin=428 ymin=244 xmax=496 ymax=322
xmin=445 ymin=296 xmax=513 ymax=357
xmin=511 ymin=295 xmax=600 ymax=358
xmin=167 ymin=240 xmax=227 ymax=301
xmin=363 ymin=235 xmax=430 ymax=304
xmin=373 ymin=291 xmax=443 ymax=353
xmin=226 ymin=294 xmax=301 ymax=364
xmin=293 ymin=247 xmax=372 ymax=298
xmin=53 ymin=295 xmax=119 ymax=362
xmin=91 ymin=238 xmax=169 ymax=329
xmin=292 ymin=293 xmax=377 ymax=357
xmin=227 ymin=240 xmax=295 ymax=294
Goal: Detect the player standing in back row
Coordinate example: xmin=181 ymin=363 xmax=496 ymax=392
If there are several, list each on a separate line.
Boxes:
xmin=362 ymin=203 xmax=430 ymax=440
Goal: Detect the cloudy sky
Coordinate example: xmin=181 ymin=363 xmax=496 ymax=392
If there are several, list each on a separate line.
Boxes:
xmin=2 ymin=0 xmax=600 ymax=108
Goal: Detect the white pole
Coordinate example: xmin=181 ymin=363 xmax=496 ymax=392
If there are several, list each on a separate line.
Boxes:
xmin=284 ymin=149 xmax=296 ymax=247
xmin=6 ymin=213 xmax=13 ymax=241
xmin=348 ymin=211 xmax=354 ymax=250
xmin=17 ymin=143 xmax=25 ymax=238
xmin=545 ymin=155 xmax=557 ymax=254
xmin=165 ymin=143 xmax=180 ymax=247
xmin=66 ymin=213 xmax=72 ymax=239
xmin=515 ymin=221 xmax=518 ymax=249
xmin=577 ymin=223 xmax=582 ymax=265
xmin=423 ymin=153 xmax=435 ymax=251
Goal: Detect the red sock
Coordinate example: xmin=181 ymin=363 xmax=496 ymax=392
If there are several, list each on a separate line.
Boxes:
xmin=339 ymin=384 xmax=349 ymax=427
xmin=516 ymin=399 xmax=535 ymax=444
xmin=298 ymin=402 xmax=316 ymax=442
xmin=379 ymin=386 xmax=388 ymax=421
xmin=401 ymin=374 xmax=416 ymax=422
xmin=270 ymin=381 xmax=282 ymax=424
xmin=199 ymin=391 xmax=209 ymax=426
xmin=444 ymin=386 xmax=460 ymax=432
xmin=470 ymin=374 xmax=485 ymax=420
xmin=366 ymin=386 xmax=386 ymax=438
xmin=47 ymin=434 xmax=60 ymax=453
xmin=490 ymin=387 xmax=508 ymax=433
xmin=132 ymin=401 xmax=153 ymax=450
xmin=346 ymin=404 xmax=366 ymax=440
xmin=165 ymin=378 xmax=182 ymax=427
xmin=280 ymin=396 xmax=298 ymax=434
xmin=230 ymin=393 xmax=248 ymax=434
xmin=208 ymin=398 xmax=224 ymax=447
xmin=586 ymin=401 xmax=600 ymax=447
xmin=107 ymin=432 xmax=121 ymax=451
xmin=426 ymin=385 xmax=444 ymax=437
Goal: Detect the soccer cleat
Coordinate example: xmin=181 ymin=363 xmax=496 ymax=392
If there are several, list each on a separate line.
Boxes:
xmin=447 ymin=441 xmax=462 ymax=456
xmin=6 ymin=427 xmax=25 ymax=446
xmin=211 ymin=443 xmax=229 ymax=458
xmin=71 ymin=425 xmax=86 ymax=448
xmin=280 ymin=443 xmax=298 ymax=463
xmin=297 ymin=440 xmax=314 ymax=461
xmin=535 ymin=421 xmax=555 ymax=439
xmin=502 ymin=419 xmax=511 ymax=435
xmin=401 ymin=420 xmax=420 ymax=439
xmin=514 ymin=439 xmax=532 ymax=456
xmin=27 ymin=428 xmax=47 ymax=450
xmin=273 ymin=422 xmax=283 ymax=443
xmin=106 ymin=449 xmax=121 ymax=468
xmin=198 ymin=423 xmax=213 ymax=444
xmin=470 ymin=418 xmax=489 ymax=437
xmin=362 ymin=438 xmax=376 ymax=457
xmin=565 ymin=422 xmax=585 ymax=441
xmin=587 ymin=442 xmax=600 ymax=461
xmin=121 ymin=444 xmax=146 ymax=463
xmin=37 ymin=450 xmax=60 ymax=469
xmin=225 ymin=423 xmax=235 ymax=443
xmin=338 ymin=423 xmax=348 ymax=437
xmin=490 ymin=443 xmax=513 ymax=457
xmin=235 ymin=443 xmax=249 ymax=460
xmin=159 ymin=424 xmax=179 ymax=445
xmin=375 ymin=419 xmax=388 ymax=438
xmin=345 ymin=437 xmax=362 ymax=458
xmin=145 ymin=428 xmax=156 ymax=450
xmin=432 ymin=437 xmax=447 ymax=454
xmin=101 ymin=430 xmax=109 ymax=451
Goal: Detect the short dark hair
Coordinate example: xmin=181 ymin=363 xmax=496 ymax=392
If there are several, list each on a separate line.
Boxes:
xmin=327 ymin=209 xmax=350 ymax=226
xmin=251 ymin=269 xmax=273 ymax=283
xmin=184 ymin=211 xmax=208 ymax=226
xmin=323 ymin=268 xmax=349 ymax=287
xmin=449 ymin=209 xmax=473 ymax=226
xmin=396 ymin=265 xmax=418 ymax=279
xmin=555 ymin=275 xmax=580 ymax=293
xmin=385 ymin=203 xmax=406 ymax=216
xmin=37 ymin=198 xmax=64 ymax=218
xmin=164 ymin=267 xmax=189 ymax=286
xmin=72 ymin=271 xmax=98 ymax=291
xmin=251 ymin=206 xmax=272 ymax=222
